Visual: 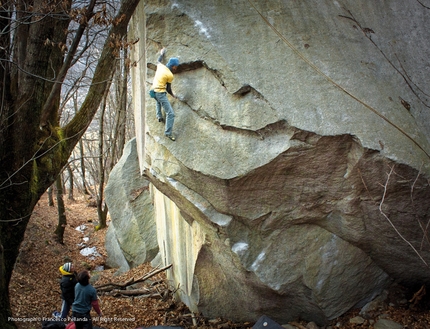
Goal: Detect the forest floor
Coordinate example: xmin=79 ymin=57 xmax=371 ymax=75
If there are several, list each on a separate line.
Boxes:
xmin=9 ymin=193 xmax=430 ymax=329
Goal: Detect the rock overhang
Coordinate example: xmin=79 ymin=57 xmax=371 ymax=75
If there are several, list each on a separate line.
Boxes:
xmin=123 ymin=0 xmax=430 ymax=324
xmin=144 ymin=0 xmax=430 ymax=177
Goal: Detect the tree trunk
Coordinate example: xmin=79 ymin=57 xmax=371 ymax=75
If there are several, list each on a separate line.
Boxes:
xmin=96 ymin=201 xmax=109 ymax=231
xmin=66 ymin=164 xmax=75 ymax=201
xmin=110 ymin=47 xmax=129 ymax=169
xmin=75 ymin=94 xmax=90 ymax=196
xmin=96 ymin=88 xmax=109 ymax=230
xmin=0 ymin=0 xmax=141 ymax=326
xmin=79 ymin=138 xmax=91 ymax=195
xmin=54 ymin=176 xmax=67 ymax=244
xmin=48 ymin=186 xmax=55 ymax=206
xmin=117 ymin=48 xmax=129 ymax=158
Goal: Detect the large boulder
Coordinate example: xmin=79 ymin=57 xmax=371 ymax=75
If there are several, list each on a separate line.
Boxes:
xmin=104 ymin=138 xmax=158 ymax=273
xmin=110 ymin=0 xmax=430 ymax=325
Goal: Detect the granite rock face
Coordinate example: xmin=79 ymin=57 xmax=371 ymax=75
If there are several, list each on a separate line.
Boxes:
xmin=104 ymin=139 xmax=158 ymax=273
xmin=109 ymin=0 xmax=430 ymax=325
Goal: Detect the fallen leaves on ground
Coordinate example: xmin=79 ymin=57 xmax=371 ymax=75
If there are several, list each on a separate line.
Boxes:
xmin=10 ymin=194 xmax=249 ymax=329
xmin=9 ymin=193 xmax=430 ymax=329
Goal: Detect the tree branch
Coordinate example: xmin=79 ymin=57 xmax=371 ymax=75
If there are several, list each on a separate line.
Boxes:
xmin=40 ymin=0 xmax=98 ymax=127
xmin=63 ymin=0 xmax=140 ymax=149
xmin=95 ymin=264 xmax=172 ymax=293
xmin=379 ymin=165 xmax=429 ymax=267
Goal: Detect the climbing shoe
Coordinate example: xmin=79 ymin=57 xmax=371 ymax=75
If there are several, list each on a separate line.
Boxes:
xmin=158 ymin=117 xmax=164 ymax=123
xmin=165 ymin=134 xmax=176 ymax=141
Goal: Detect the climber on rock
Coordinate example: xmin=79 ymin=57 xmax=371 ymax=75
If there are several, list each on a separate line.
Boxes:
xmin=151 ymin=48 xmax=179 ymax=141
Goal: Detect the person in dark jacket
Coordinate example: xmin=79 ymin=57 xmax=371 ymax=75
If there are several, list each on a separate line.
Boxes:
xmin=59 ymin=262 xmax=77 ymax=319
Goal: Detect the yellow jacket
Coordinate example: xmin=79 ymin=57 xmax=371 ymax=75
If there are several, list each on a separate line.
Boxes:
xmin=152 ymin=63 xmax=174 ymax=93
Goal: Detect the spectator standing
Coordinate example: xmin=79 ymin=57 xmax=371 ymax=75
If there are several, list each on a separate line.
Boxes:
xmin=59 ymin=262 xmax=77 ymax=319
xmin=72 ymin=270 xmax=102 ymax=329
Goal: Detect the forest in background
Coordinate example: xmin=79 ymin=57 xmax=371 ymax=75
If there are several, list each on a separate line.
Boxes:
xmin=0 ymin=0 xmax=140 ymax=327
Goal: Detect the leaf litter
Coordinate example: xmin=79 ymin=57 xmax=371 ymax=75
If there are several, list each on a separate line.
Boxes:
xmin=9 ymin=193 xmax=430 ymax=329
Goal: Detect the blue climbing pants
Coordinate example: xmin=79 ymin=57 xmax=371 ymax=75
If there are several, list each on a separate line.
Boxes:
xmin=155 ymin=92 xmax=175 ymax=136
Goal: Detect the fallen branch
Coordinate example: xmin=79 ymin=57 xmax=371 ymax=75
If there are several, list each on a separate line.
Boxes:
xmin=95 ymin=264 xmax=172 ymax=292
xmin=96 ymin=277 xmax=136 ymax=291
xmin=134 ymin=263 xmax=173 ymax=284
xmin=111 ymin=289 xmax=162 ymax=298
xmin=409 ymin=284 xmax=426 ymax=306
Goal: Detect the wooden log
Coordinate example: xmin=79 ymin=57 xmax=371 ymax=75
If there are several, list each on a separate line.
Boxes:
xmin=95 ymin=264 xmax=172 ymax=293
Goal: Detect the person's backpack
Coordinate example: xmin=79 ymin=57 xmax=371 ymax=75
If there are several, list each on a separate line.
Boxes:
xmin=41 ymin=320 xmax=66 ymax=329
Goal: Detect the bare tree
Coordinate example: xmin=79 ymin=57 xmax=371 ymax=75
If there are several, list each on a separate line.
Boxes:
xmin=54 ymin=175 xmax=67 ymax=244
xmin=66 ymin=163 xmax=75 ymax=201
xmin=79 ymin=138 xmax=91 ymax=195
xmin=47 ymin=186 xmax=55 ymax=207
xmin=96 ymin=87 xmax=109 ymax=229
xmin=71 ymin=45 xmax=133 ymax=229
xmin=110 ymin=46 xmax=131 ymax=167
xmin=0 ymin=0 xmax=140 ymax=326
